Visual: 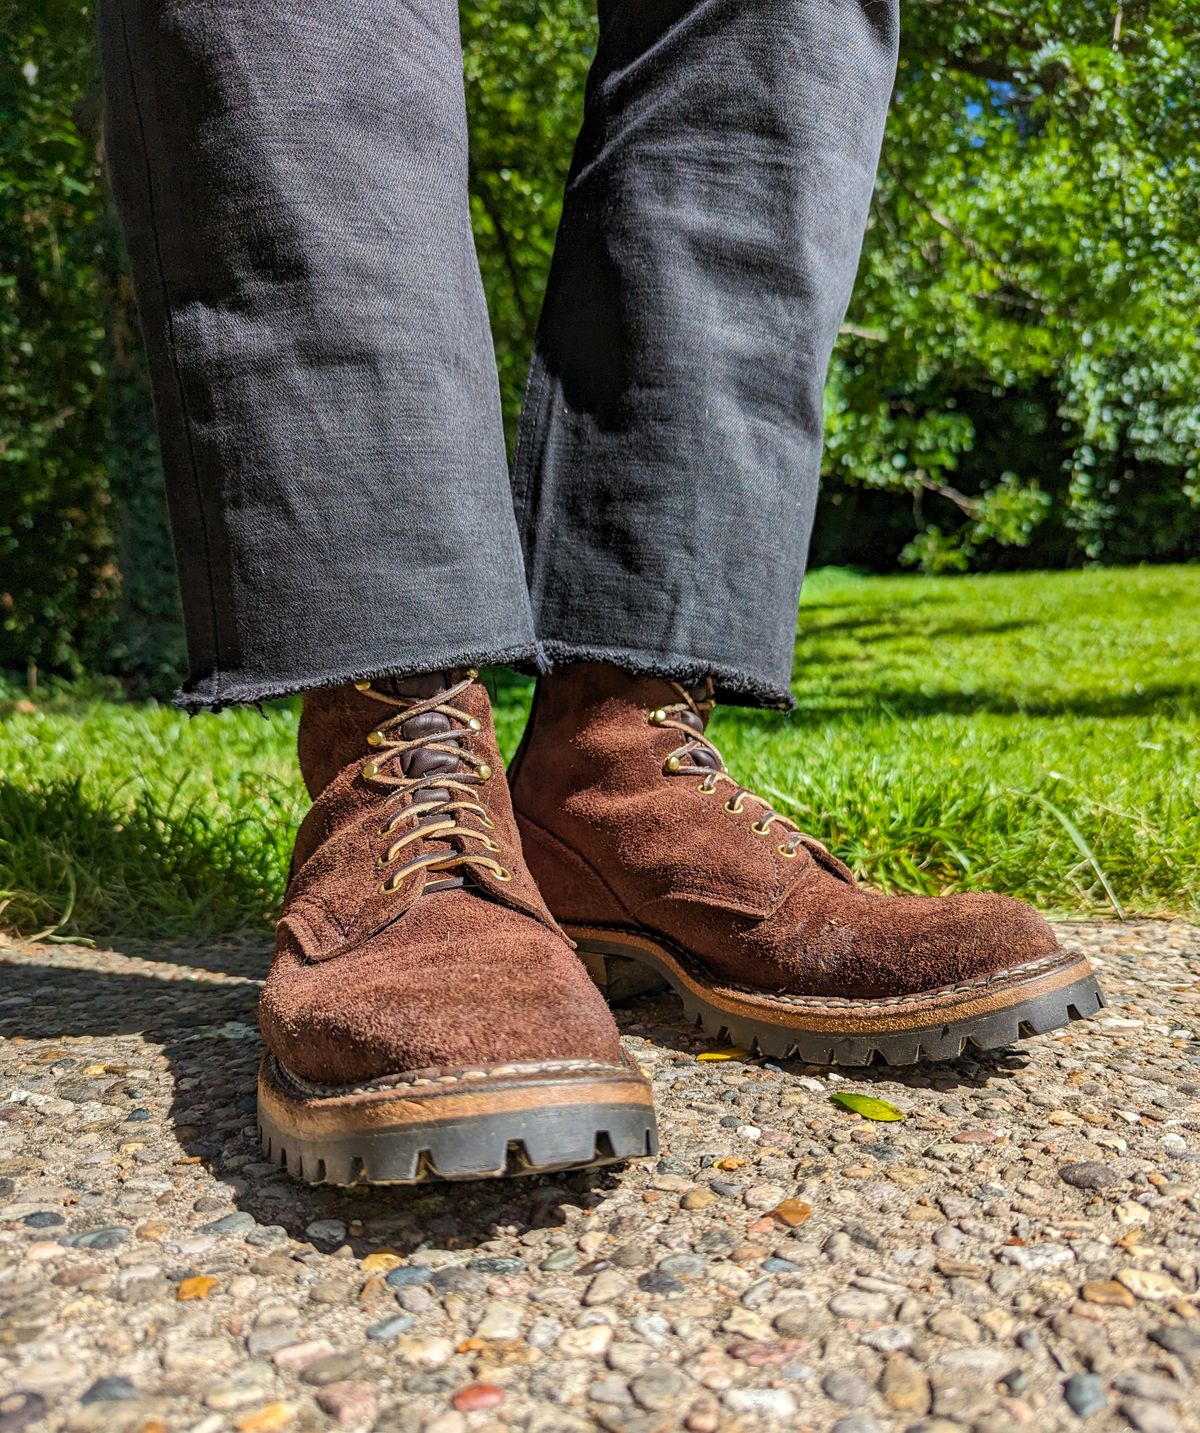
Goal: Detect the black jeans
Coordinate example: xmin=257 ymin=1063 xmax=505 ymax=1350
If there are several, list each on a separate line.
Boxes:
xmin=98 ymin=0 xmax=898 ymax=711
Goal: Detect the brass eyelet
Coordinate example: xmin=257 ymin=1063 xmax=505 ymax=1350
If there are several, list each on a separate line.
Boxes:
xmin=650 ymin=708 xmax=668 ymax=725
xmin=778 ymin=843 xmax=797 ymax=859
xmin=481 ymin=837 xmax=500 ymax=852
xmin=665 ymin=755 xmax=682 ymax=772
xmin=378 ymin=877 xmax=398 ymax=895
xmin=355 ymin=680 xmax=372 ymax=692
xmin=481 ymin=815 xmax=495 ymax=830
xmin=466 ymin=668 xmax=479 ymax=679
xmin=724 ymin=798 xmax=744 ymax=815
xmin=477 ymin=763 xmax=493 ymax=781
xmin=468 ymin=717 xmax=483 ymax=732
xmin=751 ymin=819 xmax=771 ymax=835
xmin=494 ymin=867 xmax=513 ymax=882
xmin=362 ymin=760 xmax=381 ymax=780
xmin=697 ymin=781 xmax=717 ymax=795
xmin=367 ymin=729 xmax=384 ymax=748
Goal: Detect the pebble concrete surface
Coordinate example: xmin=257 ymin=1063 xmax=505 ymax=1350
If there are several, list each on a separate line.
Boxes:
xmin=0 ymin=921 xmax=1197 ymax=1433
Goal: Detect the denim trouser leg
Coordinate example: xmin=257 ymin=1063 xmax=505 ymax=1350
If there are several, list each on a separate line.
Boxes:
xmin=97 ymin=0 xmax=538 ymax=709
xmin=99 ymin=0 xmax=896 ymax=712
xmin=514 ymin=0 xmax=899 ymax=709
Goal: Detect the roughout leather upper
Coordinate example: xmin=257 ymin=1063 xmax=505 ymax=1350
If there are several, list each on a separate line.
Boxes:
xmin=510 ymin=663 xmax=1059 ymax=1000
xmin=260 ymin=675 xmax=625 ymax=1084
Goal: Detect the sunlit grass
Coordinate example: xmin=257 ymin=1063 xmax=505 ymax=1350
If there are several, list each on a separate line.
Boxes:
xmin=1 ymin=565 xmax=1196 ymax=941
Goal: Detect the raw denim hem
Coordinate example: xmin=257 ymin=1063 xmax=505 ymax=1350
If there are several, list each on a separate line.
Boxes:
xmin=174 ymin=640 xmax=549 ymax=714
xmin=538 ymin=640 xmax=794 ymax=713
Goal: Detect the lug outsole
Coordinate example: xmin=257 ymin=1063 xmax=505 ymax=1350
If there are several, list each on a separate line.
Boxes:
xmin=573 ymin=930 xmax=1105 ymax=1066
xmin=257 ymin=1057 xmax=658 ymax=1186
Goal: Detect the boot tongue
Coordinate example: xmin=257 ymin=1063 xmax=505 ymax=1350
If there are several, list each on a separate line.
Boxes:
xmin=676 ymin=708 xmax=707 ymax=736
xmin=672 ymin=678 xmax=715 ymax=763
xmin=385 ymin=669 xmax=472 ymax=804
xmin=380 ymin=668 xmax=462 ymax=701
xmin=377 ymin=670 xmax=478 ymax=892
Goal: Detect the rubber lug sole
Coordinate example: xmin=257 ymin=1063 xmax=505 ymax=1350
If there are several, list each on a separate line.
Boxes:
xmin=257 ymin=1053 xmax=658 ymax=1186
xmin=571 ymin=925 xmax=1104 ymax=1067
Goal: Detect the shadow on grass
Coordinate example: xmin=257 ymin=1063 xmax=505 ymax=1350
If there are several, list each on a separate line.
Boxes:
xmin=781 ymin=681 xmax=1195 ymax=722
xmin=0 ymin=948 xmax=1034 ymax=1250
xmin=0 ymin=779 xmax=288 ymax=952
xmin=799 ymin=615 xmax=1036 ymax=645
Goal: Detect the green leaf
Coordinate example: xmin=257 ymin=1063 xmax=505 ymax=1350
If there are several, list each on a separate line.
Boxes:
xmin=829 ymin=1091 xmax=907 ymax=1121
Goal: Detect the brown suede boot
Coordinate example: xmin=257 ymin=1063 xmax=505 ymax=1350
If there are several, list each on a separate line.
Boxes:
xmin=510 ymin=663 xmax=1104 ymax=1066
xmin=257 ymin=670 xmax=656 ymax=1184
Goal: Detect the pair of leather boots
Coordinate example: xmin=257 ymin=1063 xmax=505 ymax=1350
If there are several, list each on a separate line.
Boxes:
xmin=257 ymin=665 xmax=1103 ymax=1184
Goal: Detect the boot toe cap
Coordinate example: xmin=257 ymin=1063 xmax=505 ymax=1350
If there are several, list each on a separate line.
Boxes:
xmin=761 ymin=885 xmax=1061 ymax=1000
xmin=261 ymin=907 xmax=626 ymax=1085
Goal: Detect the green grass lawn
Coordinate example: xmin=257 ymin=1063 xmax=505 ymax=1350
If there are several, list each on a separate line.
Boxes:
xmin=1 ymin=564 xmax=1196 ymax=941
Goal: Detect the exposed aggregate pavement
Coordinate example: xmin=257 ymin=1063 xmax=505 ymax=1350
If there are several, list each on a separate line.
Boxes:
xmin=0 ymin=920 xmax=1198 ymax=1433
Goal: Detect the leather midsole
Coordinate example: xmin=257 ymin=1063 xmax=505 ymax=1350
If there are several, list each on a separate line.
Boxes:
xmin=566 ymin=923 xmax=1095 ymax=1036
xmin=259 ymin=1055 xmax=653 ymax=1139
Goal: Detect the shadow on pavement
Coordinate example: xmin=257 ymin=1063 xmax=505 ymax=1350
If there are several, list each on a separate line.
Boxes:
xmin=1 ymin=941 xmax=1029 ymax=1262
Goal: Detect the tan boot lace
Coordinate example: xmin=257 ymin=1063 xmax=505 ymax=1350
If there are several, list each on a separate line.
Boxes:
xmin=355 ymin=672 xmax=513 ymax=894
xmin=649 ymin=679 xmax=831 ymax=863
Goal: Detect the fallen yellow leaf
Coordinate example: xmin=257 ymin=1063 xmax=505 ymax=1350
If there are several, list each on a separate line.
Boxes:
xmin=768 ymin=1198 xmax=813 ymax=1228
xmin=697 ymin=1047 xmax=752 ymax=1062
xmin=829 ymin=1091 xmax=906 ymax=1121
xmin=361 ymin=1250 xmax=402 ymax=1272
xmin=235 ymin=1405 xmax=294 ymax=1433
xmin=177 ymin=1275 xmax=218 ymax=1301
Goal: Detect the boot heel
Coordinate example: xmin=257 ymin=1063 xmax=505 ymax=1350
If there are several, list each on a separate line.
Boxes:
xmin=578 ymin=948 xmax=670 ymax=1004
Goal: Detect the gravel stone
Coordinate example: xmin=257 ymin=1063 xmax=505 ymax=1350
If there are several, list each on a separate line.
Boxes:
xmin=629 ymin=1366 xmax=692 ymax=1410
xmin=366 ymin=1315 xmax=414 ymax=1341
xmin=199 ymin=1211 xmax=255 ymax=1235
xmin=0 ymin=1391 xmax=48 ymax=1432
xmin=822 ymin=1370 xmax=873 ymax=1407
xmin=1063 ymin=1372 xmax=1107 ymax=1417
xmin=1149 ymin=1324 xmax=1200 ymax=1362
xmin=584 ymin=1269 xmax=628 ymax=1305
xmin=474 ymin=1299 xmax=523 ymax=1340
xmin=881 ymin=1355 xmax=932 ymax=1414
xmin=1059 ymin=1161 xmax=1119 ymax=1190
xmin=1121 ymin=1398 xmax=1182 ymax=1433
xmin=1111 ymin=1371 xmax=1183 ymax=1403
xmin=303 ymin=1218 xmax=347 ymax=1243
xmin=829 ymin=1289 xmax=892 ymax=1320
xmin=656 ymin=1253 xmax=705 ymax=1277
xmin=79 ymin=1377 xmax=139 ymax=1405
xmin=315 ymin=1381 xmax=378 ymax=1425
xmin=63 ymin=1227 xmax=129 ymax=1250
xmin=722 ymin=1388 xmax=797 ymax=1419
xmin=637 ymin=1271 xmax=685 ymax=1294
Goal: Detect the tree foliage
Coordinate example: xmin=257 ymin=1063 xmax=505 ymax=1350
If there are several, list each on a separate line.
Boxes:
xmin=1 ymin=0 xmax=115 ymax=675
xmin=2 ymin=0 xmax=1197 ymax=680
xmin=828 ymin=0 xmax=1200 ymax=568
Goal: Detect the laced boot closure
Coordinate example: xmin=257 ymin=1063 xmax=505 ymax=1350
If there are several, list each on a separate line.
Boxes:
xmin=260 ymin=663 xmax=656 ymax=1185
xmin=356 ymin=669 xmax=512 ymax=895
xmin=649 ymin=678 xmax=848 ymax=874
